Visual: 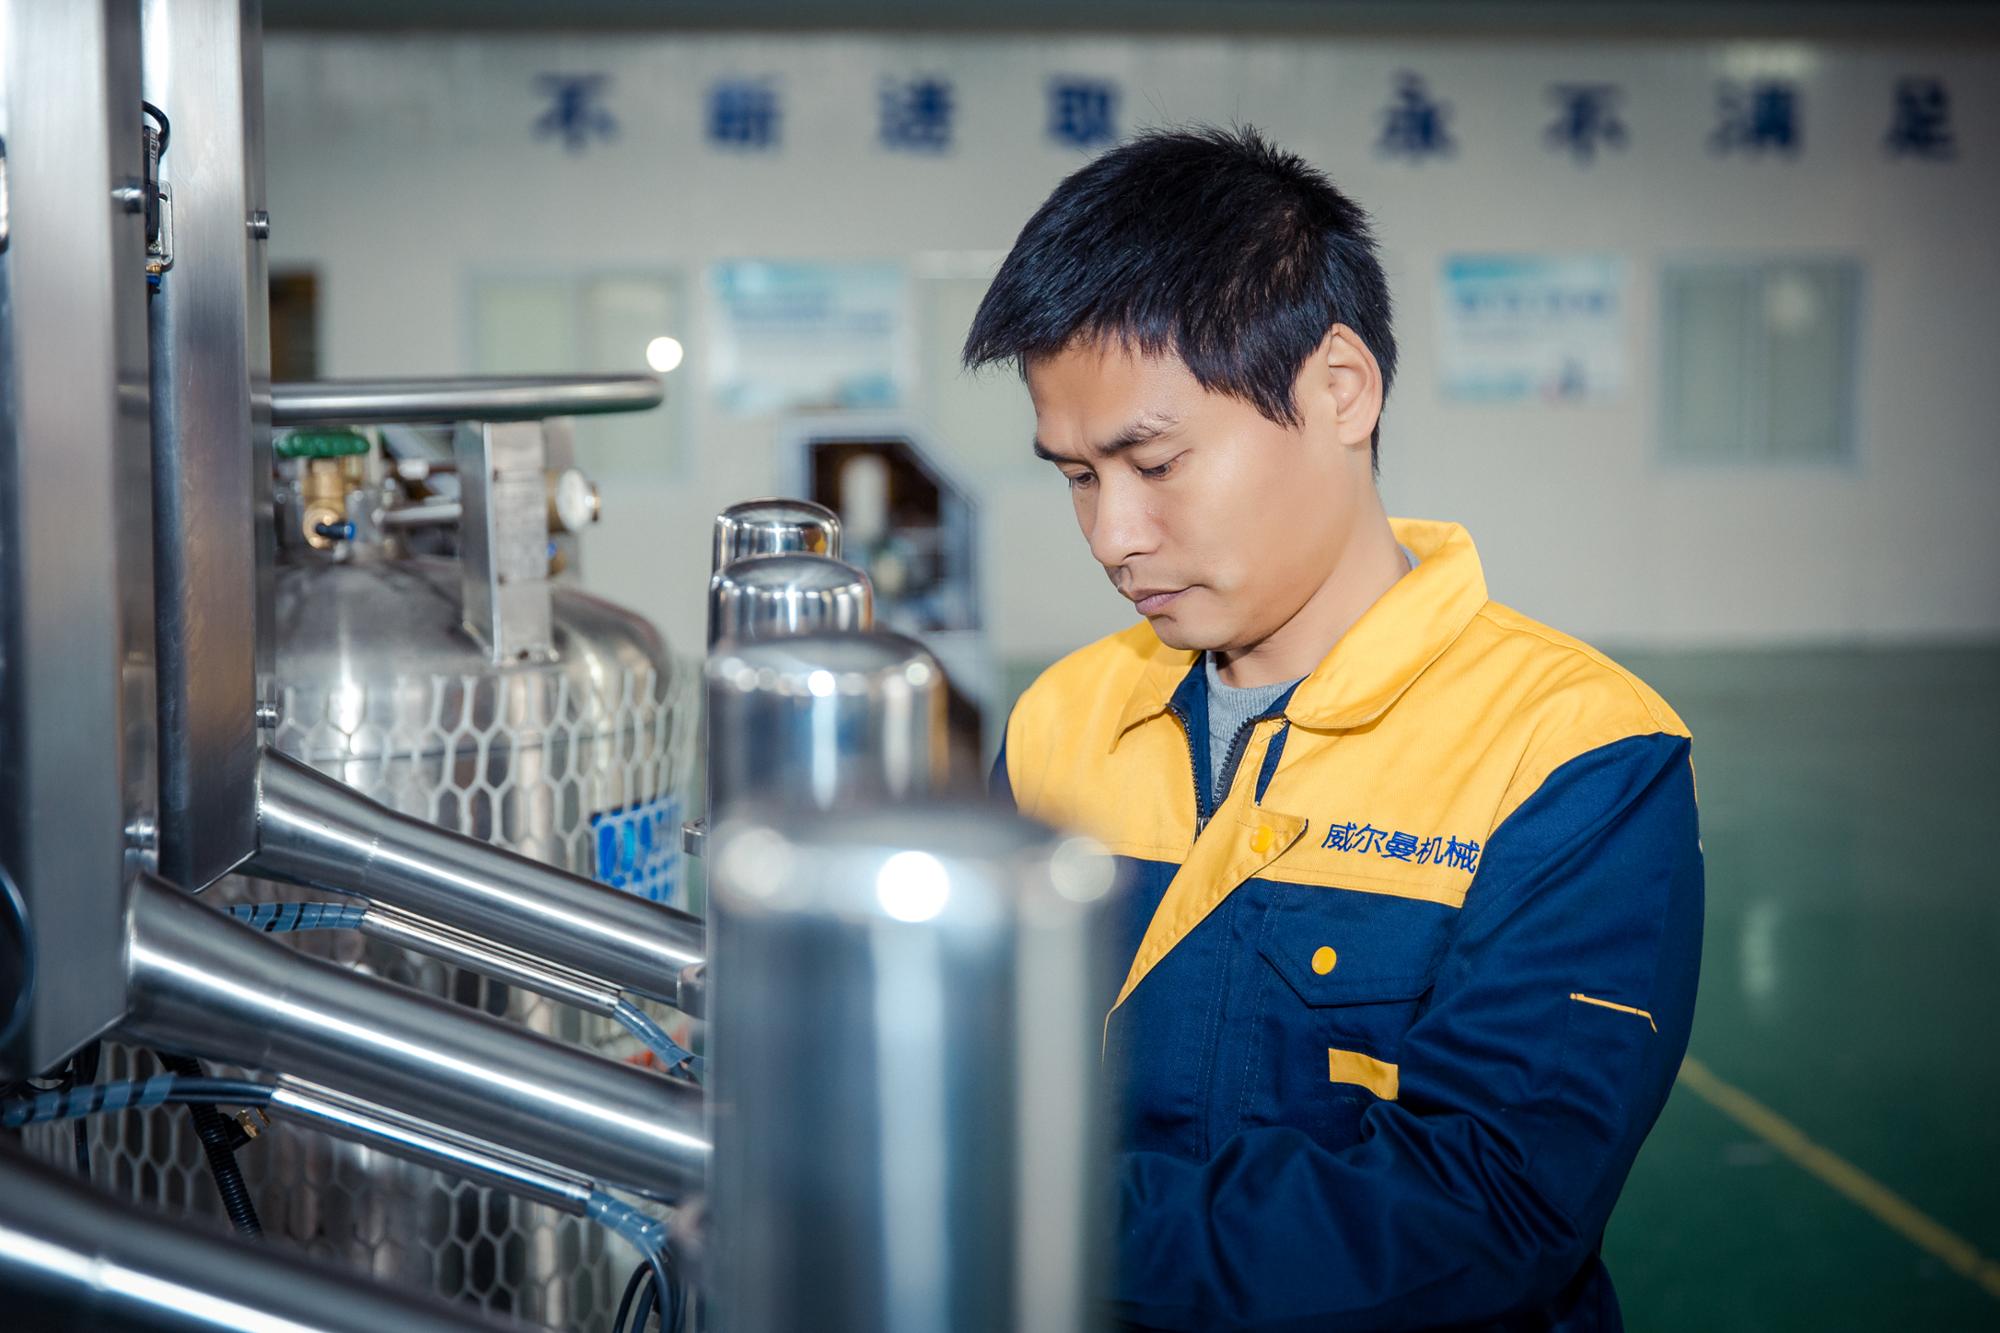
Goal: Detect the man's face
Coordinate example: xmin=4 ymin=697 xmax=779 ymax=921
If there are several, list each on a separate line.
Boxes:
xmin=1025 ymin=337 xmax=1375 ymax=655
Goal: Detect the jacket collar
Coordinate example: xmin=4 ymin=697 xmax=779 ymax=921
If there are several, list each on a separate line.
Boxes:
xmin=1112 ymin=517 xmax=1488 ymax=744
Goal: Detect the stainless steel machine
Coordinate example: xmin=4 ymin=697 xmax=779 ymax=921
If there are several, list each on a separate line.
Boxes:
xmin=0 ymin=1 xmax=1112 ymax=1329
xmin=37 ymin=389 xmax=707 ymax=1329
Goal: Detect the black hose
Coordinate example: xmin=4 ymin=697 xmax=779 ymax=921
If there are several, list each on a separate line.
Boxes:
xmin=154 ymin=1051 xmax=261 ymax=1238
xmin=70 ymin=1042 xmax=100 ymax=1177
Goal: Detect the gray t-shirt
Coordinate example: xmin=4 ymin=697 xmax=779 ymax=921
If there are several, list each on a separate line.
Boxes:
xmin=1204 ymin=653 xmax=1298 ymax=806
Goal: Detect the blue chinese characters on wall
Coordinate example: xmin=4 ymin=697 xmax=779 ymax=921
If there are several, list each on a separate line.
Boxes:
xmin=1885 ymin=76 xmax=1954 ymax=159
xmin=879 ymin=75 xmax=955 ymax=152
xmin=708 ymin=78 xmax=782 ymax=150
xmin=1378 ymin=71 xmax=1455 ymax=161
xmin=527 ymin=60 xmax=1964 ymax=170
xmin=534 ymin=73 xmax=618 ymax=154
xmin=1048 ymin=76 xmax=1119 ymax=149
xmin=1545 ymin=83 xmax=1629 ymax=164
xmin=1710 ymin=79 xmax=1800 ymax=156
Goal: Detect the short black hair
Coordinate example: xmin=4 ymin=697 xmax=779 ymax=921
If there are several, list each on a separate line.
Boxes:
xmin=963 ymin=125 xmax=1396 ymax=466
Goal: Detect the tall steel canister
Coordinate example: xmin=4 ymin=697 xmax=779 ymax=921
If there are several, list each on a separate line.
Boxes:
xmin=706 ymin=802 xmax=1115 ymax=1333
xmin=707 ymin=553 xmax=873 ymax=648
xmin=710 ymin=497 xmax=841 ymax=571
xmin=703 ymin=629 xmax=949 ymax=819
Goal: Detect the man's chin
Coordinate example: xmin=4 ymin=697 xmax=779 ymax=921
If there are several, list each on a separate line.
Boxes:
xmin=1144 ymin=615 xmax=1225 ymax=654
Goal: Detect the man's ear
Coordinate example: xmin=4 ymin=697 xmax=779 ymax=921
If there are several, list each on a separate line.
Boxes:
xmin=1314 ymin=325 xmax=1384 ymax=452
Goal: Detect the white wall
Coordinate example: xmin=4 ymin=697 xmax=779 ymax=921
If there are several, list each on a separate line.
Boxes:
xmin=262 ymin=32 xmax=2000 ymax=662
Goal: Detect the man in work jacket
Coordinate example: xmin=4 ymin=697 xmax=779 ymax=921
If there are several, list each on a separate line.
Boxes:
xmin=965 ymin=126 xmax=1703 ymax=1332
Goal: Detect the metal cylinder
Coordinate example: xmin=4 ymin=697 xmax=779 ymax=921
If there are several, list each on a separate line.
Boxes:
xmin=707 ymin=552 xmax=873 ymax=648
xmin=249 ymin=749 xmax=704 ymax=1009
xmin=706 ymin=801 xmax=1115 ymax=1333
xmin=30 ymin=552 xmax=705 ymax=1331
xmin=266 ymin=1078 xmax=596 ymax=1217
xmin=271 ymin=374 xmax=664 ymax=427
xmin=709 ymin=497 xmax=841 ymax=571
xmin=0 ymin=1146 xmax=535 ymax=1333
xmin=704 ymin=630 xmax=949 ymax=820
xmin=118 ymin=875 xmax=708 ymax=1203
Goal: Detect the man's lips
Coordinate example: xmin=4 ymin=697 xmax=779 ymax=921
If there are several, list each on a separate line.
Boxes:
xmin=1128 ymin=587 xmax=1188 ymax=615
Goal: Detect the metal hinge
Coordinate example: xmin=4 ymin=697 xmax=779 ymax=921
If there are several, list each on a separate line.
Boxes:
xmin=0 ymin=134 xmax=10 ymax=255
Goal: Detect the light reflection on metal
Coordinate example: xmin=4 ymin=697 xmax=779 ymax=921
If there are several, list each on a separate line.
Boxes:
xmin=249 ymin=750 xmax=704 ymax=1009
xmin=142 ymin=0 xmax=269 ymax=893
xmin=0 ymin=0 xmax=158 ymax=1079
xmin=704 ymin=630 xmax=948 ymax=821
xmin=710 ymin=497 xmax=841 ymax=572
xmin=119 ymin=874 xmax=707 ymax=1202
xmin=0 ymin=1146 xmax=532 ymax=1331
xmin=271 ymin=374 xmax=664 ymax=426
xmin=355 ymin=905 xmax=624 ymax=1018
xmin=267 ymin=1078 xmax=596 ymax=1215
xmin=708 ymin=802 xmax=1114 ymax=1333
xmin=708 ymin=552 xmax=873 ymax=648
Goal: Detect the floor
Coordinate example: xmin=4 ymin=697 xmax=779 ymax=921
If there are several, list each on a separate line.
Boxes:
xmin=1002 ymin=642 xmax=2000 ymax=1331
xmin=1602 ymin=644 xmax=2000 ymax=1332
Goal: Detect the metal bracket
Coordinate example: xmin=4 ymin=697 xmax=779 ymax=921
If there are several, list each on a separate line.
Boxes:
xmin=146 ymin=180 xmax=173 ymax=275
xmin=454 ymin=421 xmax=556 ymax=665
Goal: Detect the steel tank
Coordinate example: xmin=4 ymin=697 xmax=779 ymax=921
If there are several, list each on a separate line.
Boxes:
xmin=31 ymin=551 xmax=699 ymax=1333
xmin=707 ymin=801 xmax=1114 ymax=1333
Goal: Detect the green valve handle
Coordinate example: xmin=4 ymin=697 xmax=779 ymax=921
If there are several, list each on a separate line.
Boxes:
xmin=275 ymin=429 xmax=370 ymax=460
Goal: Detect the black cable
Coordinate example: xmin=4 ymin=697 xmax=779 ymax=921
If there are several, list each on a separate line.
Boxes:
xmin=141 ymin=100 xmax=169 ymax=155
xmin=70 ymin=1042 xmax=100 ymax=1177
xmin=611 ymin=1260 xmax=650 ymax=1333
xmin=154 ymin=1051 xmax=261 ymax=1238
xmin=610 ymin=1248 xmax=683 ymax=1333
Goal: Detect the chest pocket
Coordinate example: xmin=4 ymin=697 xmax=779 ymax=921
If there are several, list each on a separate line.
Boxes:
xmin=1240 ymin=882 xmax=1457 ymax=1144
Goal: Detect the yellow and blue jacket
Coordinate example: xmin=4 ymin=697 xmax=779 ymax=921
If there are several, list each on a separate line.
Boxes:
xmin=996 ymin=518 xmax=1703 ymax=1333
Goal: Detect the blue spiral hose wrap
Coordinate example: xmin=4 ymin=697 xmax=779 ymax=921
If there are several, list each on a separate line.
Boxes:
xmin=226 ymin=901 xmax=369 ymax=933
xmin=0 ymin=1075 xmax=274 ymax=1128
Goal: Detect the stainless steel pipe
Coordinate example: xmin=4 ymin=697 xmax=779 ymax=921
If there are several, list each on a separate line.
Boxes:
xmin=119 ymin=874 xmax=707 ymax=1202
xmin=356 ymin=904 xmax=624 ymax=1017
xmin=272 ymin=374 xmax=664 ymax=426
xmin=704 ymin=630 xmax=949 ymax=820
xmin=707 ymin=552 xmax=873 ymax=648
xmin=268 ymin=1077 xmax=596 ymax=1216
xmin=707 ymin=801 xmax=1115 ymax=1333
xmin=0 ymin=1144 xmax=534 ymax=1332
xmin=247 ymin=750 xmax=703 ymax=1009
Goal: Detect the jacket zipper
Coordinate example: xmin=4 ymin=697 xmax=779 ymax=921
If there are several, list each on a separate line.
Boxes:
xmin=1165 ymin=703 xmax=1210 ymax=842
xmin=1169 ymin=705 xmax=1283 ymax=845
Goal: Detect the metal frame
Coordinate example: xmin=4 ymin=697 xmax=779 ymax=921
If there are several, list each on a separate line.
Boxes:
xmin=143 ymin=0 xmax=276 ymax=892
xmin=0 ymin=0 xmax=159 ymax=1080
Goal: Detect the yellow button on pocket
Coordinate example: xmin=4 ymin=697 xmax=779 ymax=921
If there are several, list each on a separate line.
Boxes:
xmin=1311 ymin=946 xmax=1338 ymax=975
xmin=1251 ymin=826 xmax=1274 ymax=853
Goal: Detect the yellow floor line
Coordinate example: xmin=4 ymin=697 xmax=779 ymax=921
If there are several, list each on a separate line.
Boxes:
xmin=1677 ymin=1056 xmax=2000 ymax=1302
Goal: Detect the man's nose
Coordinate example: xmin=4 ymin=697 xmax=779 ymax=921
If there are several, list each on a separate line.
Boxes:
xmin=1086 ymin=476 xmax=1157 ymax=571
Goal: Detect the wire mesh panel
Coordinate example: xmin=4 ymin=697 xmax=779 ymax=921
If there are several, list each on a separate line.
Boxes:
xmin=23 ymin=611 xmax=700 ymax=1331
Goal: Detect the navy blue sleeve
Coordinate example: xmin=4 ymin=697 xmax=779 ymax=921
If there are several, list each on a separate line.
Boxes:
xmin=1111 ymin=732 xmax=1704 ymax=1332
xmin=989 ymin=726 xmax=1015 ymax=808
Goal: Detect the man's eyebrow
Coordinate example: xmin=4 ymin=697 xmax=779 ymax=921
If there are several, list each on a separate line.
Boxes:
xmin=1032 ymin=416 xmax=1180 ymax=465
